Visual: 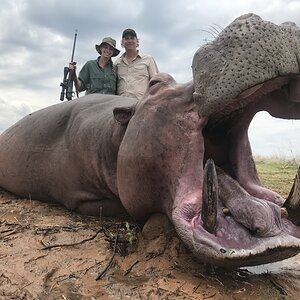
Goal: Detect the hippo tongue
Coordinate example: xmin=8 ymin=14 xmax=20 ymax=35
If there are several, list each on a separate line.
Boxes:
xmin=217 ymin=169 xmax=283 ymax=237
xmin=202 ymin=159 xmax=283 ymax=237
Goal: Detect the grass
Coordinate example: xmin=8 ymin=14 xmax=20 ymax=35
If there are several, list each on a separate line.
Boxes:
xmin=254 ymin=157 xmax=299 ymax=198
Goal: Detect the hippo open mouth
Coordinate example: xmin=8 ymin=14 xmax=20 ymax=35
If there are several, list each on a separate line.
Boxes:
xmin=186 ymin=89 xmax=300 ymax=267
xmin=183 ymin=13 xmax=300 ymax=267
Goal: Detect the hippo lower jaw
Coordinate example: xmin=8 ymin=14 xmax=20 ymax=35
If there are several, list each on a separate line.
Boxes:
xmin=190 ymin=224 xmax=300 ymax=268
xmin=173 ymin=204 xmax=300 ymax=268
xmin=172 ymin=77 xmax=300 ymax=268
xmin=172 ymin=161 xmax=300 ymax=268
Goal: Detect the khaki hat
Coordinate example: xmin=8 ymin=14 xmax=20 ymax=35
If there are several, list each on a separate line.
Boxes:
xmin=95 ymin=37 xmax=120 ymax=57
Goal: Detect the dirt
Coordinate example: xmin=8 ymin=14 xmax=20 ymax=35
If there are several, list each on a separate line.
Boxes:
xmin=0 ymin=188 xmax=300 ymax=300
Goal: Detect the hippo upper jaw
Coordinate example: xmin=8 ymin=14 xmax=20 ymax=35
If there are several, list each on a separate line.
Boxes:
xmin=192 ymin=13 xmax=300 ymax=119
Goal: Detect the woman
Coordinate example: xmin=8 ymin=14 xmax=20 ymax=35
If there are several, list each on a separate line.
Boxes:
xmin=70 ymin=37 xmax=120 ymax=95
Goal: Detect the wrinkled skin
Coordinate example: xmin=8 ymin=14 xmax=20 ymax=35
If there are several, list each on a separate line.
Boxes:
xmin=0 ymin=94 xmax=135 ymax=216
xmin=0 ymin=14 xmax=300 ymax=268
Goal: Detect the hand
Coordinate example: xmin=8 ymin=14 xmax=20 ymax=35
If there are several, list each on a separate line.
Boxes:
xmin=68 ymin=62 xmax=77 ymax=70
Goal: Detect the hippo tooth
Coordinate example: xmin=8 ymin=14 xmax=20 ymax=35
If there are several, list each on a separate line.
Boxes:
xmin=201 ymin=159 xmax=219 ymax=234
xmin=283 ymin=167 xmax=300 ymax=225
xmin=285 ymin=167 xmax=300 ymax=208
xmin=222 ymin=207 xmax=230 ymax=215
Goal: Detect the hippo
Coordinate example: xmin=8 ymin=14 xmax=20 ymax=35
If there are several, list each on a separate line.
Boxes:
xmin=0 ymin=13 xmax=300 ymax=268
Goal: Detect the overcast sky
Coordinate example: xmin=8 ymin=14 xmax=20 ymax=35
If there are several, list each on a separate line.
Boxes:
xmin=1 ymin=0 xmax=300 ymax=159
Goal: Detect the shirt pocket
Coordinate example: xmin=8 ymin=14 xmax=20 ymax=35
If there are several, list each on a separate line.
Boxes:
xmin=117 ymin=65 xmax=129 ymax=77
xmin=90 ymin=73 xmax=104 ymax=91
xmin=133 ymin=64 xmax=148 ymax=78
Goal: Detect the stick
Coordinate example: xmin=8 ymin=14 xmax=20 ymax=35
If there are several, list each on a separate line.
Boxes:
xmin=95 ymin=231 xmax=119 ymax=281
xmin=41 ymin=228 xmax=102 ymax=250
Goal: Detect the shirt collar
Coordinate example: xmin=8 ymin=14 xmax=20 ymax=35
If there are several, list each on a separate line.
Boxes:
xmin=121 ymin=50 xmax=141 ymax=61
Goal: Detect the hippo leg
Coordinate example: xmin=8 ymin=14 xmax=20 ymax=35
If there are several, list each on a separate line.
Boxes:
xmin=75 ymin=198 xmax=127 ymax=217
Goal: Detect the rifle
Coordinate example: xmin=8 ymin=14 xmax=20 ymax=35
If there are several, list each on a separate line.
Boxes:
xmin=60 ymin=30 xmax=78 ymax=101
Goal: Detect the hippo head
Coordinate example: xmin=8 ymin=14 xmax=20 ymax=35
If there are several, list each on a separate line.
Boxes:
xmin=115 ymin=14 xmax=300 ymax=268
xmin=190 ymin=13 xmax=300 ymax=266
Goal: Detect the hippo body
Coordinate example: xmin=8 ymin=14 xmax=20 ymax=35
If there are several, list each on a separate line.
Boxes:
xmin=0 ymin=74 xmax=202 ymax=222
xmin=1 ymin=14 xmax=300 ymax=268
xmin=0 ymin=94 xmax=134 ymax=216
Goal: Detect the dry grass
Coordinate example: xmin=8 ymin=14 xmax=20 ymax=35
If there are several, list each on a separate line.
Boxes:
xmin=254 ymin=156 xmax=299 ymax=198
xmin=254 ymin=154 xmax=300 ymax=165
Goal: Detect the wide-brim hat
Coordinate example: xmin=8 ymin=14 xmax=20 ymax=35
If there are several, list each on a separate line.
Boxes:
xmin=95 ymin=37 xmax=120 ymax=57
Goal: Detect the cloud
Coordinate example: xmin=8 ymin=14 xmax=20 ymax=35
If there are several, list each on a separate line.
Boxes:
xmin=0 ymin=0 xmax=300 ymax=157
xmin=249 ymin=112 xmax=300 ymax=158
xmin=0 ymin=98 xmax=31 ymax=132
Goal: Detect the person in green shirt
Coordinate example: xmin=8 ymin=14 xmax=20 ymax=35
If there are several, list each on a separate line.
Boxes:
xmin=70 ymin=37 xmax=120 ymax=95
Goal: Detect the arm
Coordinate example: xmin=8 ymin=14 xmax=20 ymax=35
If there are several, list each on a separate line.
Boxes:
xmin=75 ymin=62 xmax=89 ymax=92
xmin=148 ymin=57 xmax=159 ymax=79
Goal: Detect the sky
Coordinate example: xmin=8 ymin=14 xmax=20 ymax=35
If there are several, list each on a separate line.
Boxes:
xmin=0 ymin=0 xmax=300 ymax=159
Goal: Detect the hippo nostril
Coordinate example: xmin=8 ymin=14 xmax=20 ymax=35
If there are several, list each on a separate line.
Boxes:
xmin=201 ymin=158 xmax=219 ymax=234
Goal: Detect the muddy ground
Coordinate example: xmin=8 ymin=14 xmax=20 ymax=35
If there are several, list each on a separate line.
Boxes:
xmin=0 ymin=188 xmax=299 ymax=300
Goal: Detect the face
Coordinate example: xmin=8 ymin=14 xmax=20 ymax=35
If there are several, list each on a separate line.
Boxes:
xmin=100 ymin=43 xmax=114 ymax=58
xmin=116 ymin=73 xmax=201 ymax=221
xmin=122 ymin=35 xmax=138 ymax=50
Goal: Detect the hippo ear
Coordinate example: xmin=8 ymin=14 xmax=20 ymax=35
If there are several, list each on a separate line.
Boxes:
xmin=113 ymin=106 xmax=135 ymax=125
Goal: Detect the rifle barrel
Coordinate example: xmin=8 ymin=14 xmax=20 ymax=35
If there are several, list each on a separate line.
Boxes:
xmin=70 ymin=30 xmax=78 ymax=63
xmin=60 ymin=30 xmax=78 ymax=101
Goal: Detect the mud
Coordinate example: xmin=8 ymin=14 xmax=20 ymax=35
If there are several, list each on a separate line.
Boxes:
xmin=0 ymin=188 xmax=299 ymax=299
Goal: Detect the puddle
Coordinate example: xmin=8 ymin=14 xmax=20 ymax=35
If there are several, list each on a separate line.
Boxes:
xmin=243 ymin=253 xmax=300 ymax=274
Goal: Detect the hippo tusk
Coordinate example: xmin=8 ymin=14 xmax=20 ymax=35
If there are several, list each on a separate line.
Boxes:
xmin=283 ymin=166 xmax=300 ymax=225
xmin=201 ymin=159 xmax=218 ymax=234
xmin=223 ymin=207 xmax=289 ymax=218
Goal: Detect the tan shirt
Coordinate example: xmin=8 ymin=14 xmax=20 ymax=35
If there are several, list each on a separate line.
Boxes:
xmin=115 ymin=52 xmax=159 ymax=100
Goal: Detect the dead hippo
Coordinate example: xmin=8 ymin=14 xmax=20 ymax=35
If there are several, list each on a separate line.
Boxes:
xmin=0 ymin=14 xmax=300 ymax=268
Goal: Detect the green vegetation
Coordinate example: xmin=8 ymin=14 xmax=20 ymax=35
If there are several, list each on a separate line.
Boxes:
xmin=255 ymin=158 xmax=299 ymax=198
xmin=125 ymin=222 xmax=137 ymax=245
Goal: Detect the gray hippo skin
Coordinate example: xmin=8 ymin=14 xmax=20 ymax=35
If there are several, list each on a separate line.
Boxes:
xmin=0 ymin=14 xmax=299 ymax=268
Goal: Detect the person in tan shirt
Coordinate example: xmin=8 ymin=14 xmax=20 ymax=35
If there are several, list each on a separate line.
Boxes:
xmin=115 ymin=28 xmax=159 ymax=100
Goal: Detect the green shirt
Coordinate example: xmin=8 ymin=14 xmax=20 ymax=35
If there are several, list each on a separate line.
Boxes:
xmin=78 ymin=57 xmax=117 ymax=95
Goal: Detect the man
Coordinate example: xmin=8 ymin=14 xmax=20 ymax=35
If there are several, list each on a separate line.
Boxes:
xmin=115 ymin=29 xmax=159 ymax=100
